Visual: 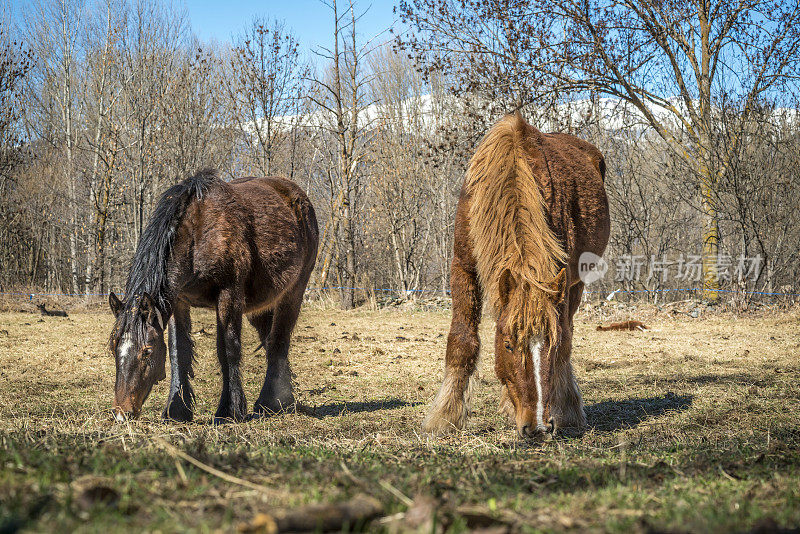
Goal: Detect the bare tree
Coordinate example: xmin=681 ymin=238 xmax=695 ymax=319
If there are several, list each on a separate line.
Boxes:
xmin=24 ymin=0 xmax=88 ymax=294
xmin=716 ymin=103 xmax=800 ymax=298
xmin=367 ymin=46 xmax=436 ymax=296
xmin=398 ymin=0 xmax=800 ymax=301
xmin=80 ymin=0 xmax=128 ymax=294
xmin=5 ymin=0 xmax=800 ymax=307
xmin=166 ymin=42 xmax=234 ymax=177
xmin=118 ymin=0 xmax=187 ymax=247
xmin=226 ymin=18 xmax=307 ymax=177
xmin=0 ymin=22 xmax=34 ymax=289
xmin=308 ymin=0 xmax=376 ymax=309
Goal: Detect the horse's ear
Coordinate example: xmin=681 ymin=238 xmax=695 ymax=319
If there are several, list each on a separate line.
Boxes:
xmin=546 ymin=268 xmax=567 ymax=304
xmin=139 ymin=292 xmax=153 ymax=314
xmin=109 ymin=292 xmax=123 ymax=317
xmin=498 ymin=269 xmax=516 ymax=308
xmin=139 ymin=293 xmax=163 ymax=330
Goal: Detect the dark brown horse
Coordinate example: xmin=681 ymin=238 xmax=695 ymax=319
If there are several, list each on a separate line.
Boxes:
xmin=109 ymin=169 xmax=318 ymax=423
xmin=423 ymin=112 xmax=610 ymax=439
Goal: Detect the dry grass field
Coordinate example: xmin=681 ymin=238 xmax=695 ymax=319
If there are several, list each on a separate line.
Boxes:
xmin=1 ymin=301 xmax=799 ymax=532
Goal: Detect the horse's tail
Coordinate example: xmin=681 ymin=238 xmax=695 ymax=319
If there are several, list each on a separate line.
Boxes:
xmin=289 ymin=186 xmax=319 ymax=275
xmin=299 ymin=196 xmax=319 ymax=263
xmin=124 ymin=168 xmax=220 ymax=311
xmin=466 ymin=112 xmax=567 ymax=314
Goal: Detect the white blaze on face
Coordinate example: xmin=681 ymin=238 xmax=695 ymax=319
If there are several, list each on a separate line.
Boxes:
xmin=529 ymin=337 xmax=545 ymax=430
xmin=118 ymin=333 xmax=134 ymax=365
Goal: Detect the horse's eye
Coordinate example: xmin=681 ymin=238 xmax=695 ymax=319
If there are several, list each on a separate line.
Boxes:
xmin=504 ymin=341 xmax=513 ymax=352
xmin=142 ymin=346 xmax=152 ymax=357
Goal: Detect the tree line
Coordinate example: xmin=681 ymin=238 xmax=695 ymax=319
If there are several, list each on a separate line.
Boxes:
xmin=2 ymin=0 xmax=799 ymax=309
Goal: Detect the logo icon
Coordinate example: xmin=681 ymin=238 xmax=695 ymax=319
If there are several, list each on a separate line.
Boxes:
xmin=578 ymin=252 xmax=608 ymax=285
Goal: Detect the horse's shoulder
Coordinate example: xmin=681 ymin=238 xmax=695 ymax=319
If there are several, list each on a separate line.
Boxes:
xmin=539 ymin=133 xmax=605 ymax=177
xmin=541 ymin=132 xmax=600 ymax=156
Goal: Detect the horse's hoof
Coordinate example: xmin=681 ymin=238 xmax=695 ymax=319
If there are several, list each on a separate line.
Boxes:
xmin=422 ymin=404 xmax=466 ymax=435
xmin=212 ymin=415 xmax=244 ymax=425
xmin=163 ymin=403 xmax=193 ymax=423
xmin=253 ymin=397 xmax=296 ymax=416
xmin=246 ymin=411 xmax=275 ymax=421
xmin=213 ymin=407 xmax=246 ymax=424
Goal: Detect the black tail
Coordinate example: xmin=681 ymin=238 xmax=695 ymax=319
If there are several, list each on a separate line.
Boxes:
xmin=124 ymin=169 xmax=219 ymax=312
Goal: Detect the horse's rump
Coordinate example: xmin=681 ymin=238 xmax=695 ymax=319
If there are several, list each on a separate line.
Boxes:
xmin=172 ymin=175 xmax=318 ymax=313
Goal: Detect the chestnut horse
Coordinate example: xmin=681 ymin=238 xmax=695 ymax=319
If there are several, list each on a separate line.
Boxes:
xmin=108 ymin=169 xmax=318 ymax=423
xmin=423 ymin=112 xmax=610 ymax=438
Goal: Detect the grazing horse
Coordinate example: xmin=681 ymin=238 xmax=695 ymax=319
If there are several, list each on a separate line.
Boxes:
xmin=108 ymin=169 xmax=318 ymax=423
xmin=423 ymin=112 xmax=610 ymax=438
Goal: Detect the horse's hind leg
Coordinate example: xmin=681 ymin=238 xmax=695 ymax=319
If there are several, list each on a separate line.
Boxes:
xmin=252 ymin=292 xmax=301 ymax=415
xmin=423 ymin=254 xmax=482 ymax=433
xmin=163 ymin=301 xmax=195 ymax=422
xmin=247 ymin=309 xmax=273 ymax=355
xmin=214 ymin=290 xmax=247 ymax=423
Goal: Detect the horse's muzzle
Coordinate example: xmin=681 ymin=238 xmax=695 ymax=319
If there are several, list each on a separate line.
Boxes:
xmin=518 ymin=417 xmax=555 ymax=439
xmin=113 ymin=404 xmax=140 ymax=423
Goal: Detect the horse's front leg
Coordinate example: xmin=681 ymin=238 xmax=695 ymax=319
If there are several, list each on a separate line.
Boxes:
xmin=549 ymin=282 xmax=586 ymax=431
xmin=163 ymin=301 xmax=195 ymax=422
xmin=214 ymin=291 xmax=246 ymax=423
xmin=423 ymin=253 xmax=482 ymax=433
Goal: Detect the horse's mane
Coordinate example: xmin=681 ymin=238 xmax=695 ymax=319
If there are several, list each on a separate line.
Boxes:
xmin=123 ymin=168 xmax=220 ymax=314
xmin=466 ymin=112 xmax=566 ymax=344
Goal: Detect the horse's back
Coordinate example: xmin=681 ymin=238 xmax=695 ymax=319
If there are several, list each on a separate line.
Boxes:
xmin=177 ymin=176 xmax=318 ymax=311
xmin=539 ymin=132 xmax=605 ymax=188
xmin=227 ymin=176 xmax=318 ymax=244
xmin=196 ymin=176 xmax=312 ymax=246
xmin=532 ymin=130 xmax=610 ymax=263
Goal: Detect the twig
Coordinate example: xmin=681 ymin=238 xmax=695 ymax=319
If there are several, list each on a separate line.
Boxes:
xmin=156 ymin=438 xmax=279 ymax=497
xmin=174 ymin=459 xmax=188 ymax=485
xmin=376 ymin=512 xmax=407 ymax=525
xmin=339 ymin=461 xmax=371 ymax=492
xmin=718 ymin=464 xmax=738 ymax=482
xmin=378 ymin=479 xmax=414 ymax=507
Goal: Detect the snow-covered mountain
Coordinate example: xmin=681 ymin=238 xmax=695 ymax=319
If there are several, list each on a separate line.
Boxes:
xmin=241 ymin=94 xmax=800 ymax=138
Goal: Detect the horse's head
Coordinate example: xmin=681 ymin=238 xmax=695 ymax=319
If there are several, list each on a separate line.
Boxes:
xmin=108 ymin=292 xmax=167 ymax=421
xmin=494 ymin=268 xmax=566 ymax=439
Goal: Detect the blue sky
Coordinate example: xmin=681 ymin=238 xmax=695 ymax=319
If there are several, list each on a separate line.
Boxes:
xmin=9 ymin=0 xmax=400 ymax=57
xmin=184 ymin=0 xmax=400 ymax=55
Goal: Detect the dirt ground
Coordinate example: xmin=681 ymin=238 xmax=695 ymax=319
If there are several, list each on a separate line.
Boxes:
xmin=1 ymin=302 xmax=799 ymax=532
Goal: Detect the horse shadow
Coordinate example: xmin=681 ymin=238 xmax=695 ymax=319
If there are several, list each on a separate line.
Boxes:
xmin=299 ymin=398 xmax=423 ymax=419
xmin=583 ymin=391 xmax=693 ymax=433
xmin=204 ymin=398 xmax=421 ymax=424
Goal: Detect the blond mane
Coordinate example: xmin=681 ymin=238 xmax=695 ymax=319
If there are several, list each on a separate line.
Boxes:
xmin=466 ymin=112 xmax=567 ymax=344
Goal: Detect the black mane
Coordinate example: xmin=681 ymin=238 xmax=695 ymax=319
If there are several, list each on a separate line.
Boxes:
xmin=123 ymin=168 xmax=219 ymax=314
